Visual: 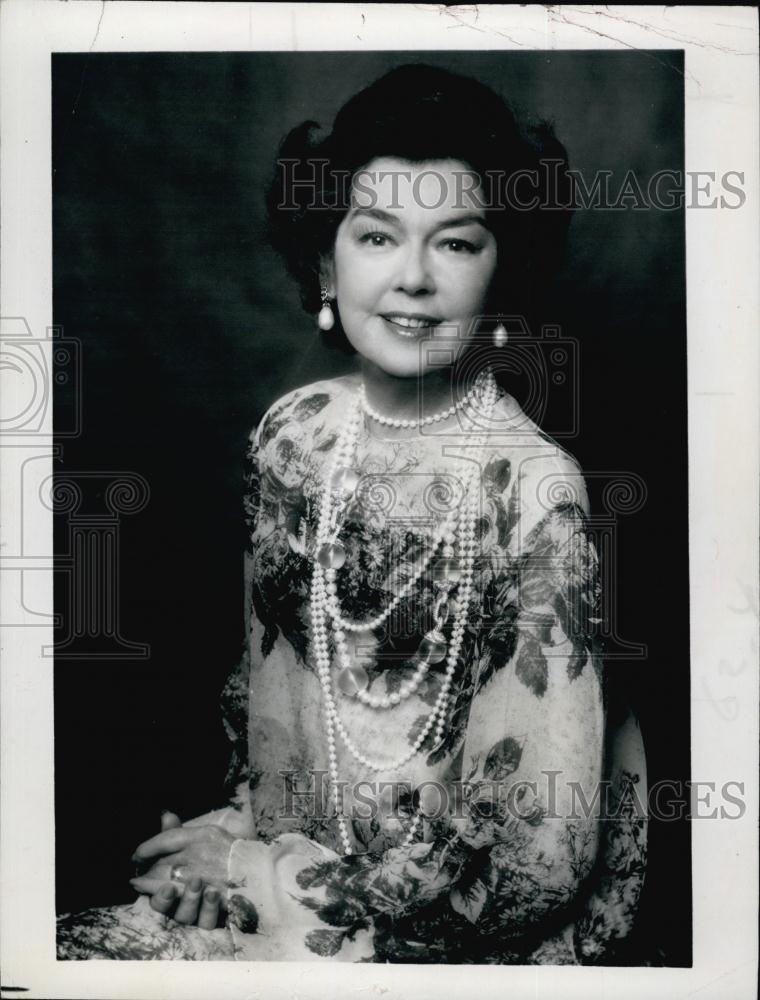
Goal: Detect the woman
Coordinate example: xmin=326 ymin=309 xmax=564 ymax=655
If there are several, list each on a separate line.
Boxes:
xmin=57 ymin=63 xmax=648 ymax=964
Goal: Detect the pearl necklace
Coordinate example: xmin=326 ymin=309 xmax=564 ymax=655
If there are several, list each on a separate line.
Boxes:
xmin=318 ymin=371 xmax=495 ymax=701
xmin=310 ymin=371 xmax=498 ymax=854
xmin=360 ymin=370 xmax=489 ymax=429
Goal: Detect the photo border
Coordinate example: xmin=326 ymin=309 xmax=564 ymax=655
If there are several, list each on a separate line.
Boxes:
xmin=1 ymin=4 xmax=758 ymax=998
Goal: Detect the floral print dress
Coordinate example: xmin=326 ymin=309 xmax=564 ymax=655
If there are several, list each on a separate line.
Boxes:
xmin=57 ymin=375 xmax=648 ymax=963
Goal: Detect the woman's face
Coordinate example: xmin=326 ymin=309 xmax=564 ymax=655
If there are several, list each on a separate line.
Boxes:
xmin=330 ymin=157 xmax=498 ymax=378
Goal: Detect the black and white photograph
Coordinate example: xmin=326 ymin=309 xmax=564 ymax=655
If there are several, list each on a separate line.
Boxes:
xmin=0 ymin=4 xmax=757 ymax=998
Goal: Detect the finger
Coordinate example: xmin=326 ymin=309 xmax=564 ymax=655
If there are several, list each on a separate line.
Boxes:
xmin=132 ymin=827 xmax=197 ymax=862
xmin=131 ymin=874 xmax=179 ymax=896
xmin=149 ymin=882 xmax=180 ymax=916
xmin=161 ymin=811 xmax=182 ymax=831
xmin=132 ymin=853 xmax=179 ymax=881
xmin=197 ymin=886 xmax=222 ymax=930
xmin=173 ymin=877 xmax=203 ymax=925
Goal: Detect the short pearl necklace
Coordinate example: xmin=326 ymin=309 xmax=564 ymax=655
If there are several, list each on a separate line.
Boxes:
xmin=360 ymin=370 xmax=488 ymax=429
xmin=310 ymin=371 xmax=498 ymax=854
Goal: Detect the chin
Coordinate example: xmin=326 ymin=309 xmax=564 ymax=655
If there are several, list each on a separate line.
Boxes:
xmin=366 ymin=354 xmax=427 ymax=379
xmin=349 ymin=323 xmax=451 ymax=379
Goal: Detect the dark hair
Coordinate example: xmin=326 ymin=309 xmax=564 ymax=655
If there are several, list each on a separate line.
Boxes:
xmin=266 ymin=63 xmax=574 ymax=351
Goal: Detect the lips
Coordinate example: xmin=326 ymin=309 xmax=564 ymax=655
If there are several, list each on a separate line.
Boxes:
xmin=380 ymin=313 xmax=442 ymax=336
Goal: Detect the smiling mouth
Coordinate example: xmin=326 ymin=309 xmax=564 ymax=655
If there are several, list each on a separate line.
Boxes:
xmin=380 ymin=314 xmax=442 ymax=336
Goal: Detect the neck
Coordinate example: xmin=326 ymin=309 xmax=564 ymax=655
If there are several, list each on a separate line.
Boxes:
xmin=359 ymin=360 xmax=479 ymax=426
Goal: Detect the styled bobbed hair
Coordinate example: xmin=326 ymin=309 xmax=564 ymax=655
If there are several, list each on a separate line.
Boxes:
xmin=266 ymin=63 xmax=574 ymax=352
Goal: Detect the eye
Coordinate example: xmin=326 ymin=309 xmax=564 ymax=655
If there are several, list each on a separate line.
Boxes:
xmin=357 ymin=230 xmax=394 ymax=248
xmin=441 ymin=238 xmax=479 ymax=254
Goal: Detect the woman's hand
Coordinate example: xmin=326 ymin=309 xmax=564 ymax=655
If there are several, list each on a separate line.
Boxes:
xmin=131 ymin=819 xmax=235 ymax=892
xmin=146 ymin=876 xmax=224 ymax=929
xmin=130 ymin=811 xmax=234 ymax=928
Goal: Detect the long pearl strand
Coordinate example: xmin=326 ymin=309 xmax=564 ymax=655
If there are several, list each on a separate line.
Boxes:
xmin=325 ymin=370 xmax=495 ymax=637
xmin=310 ymin=372 xmax=498 ymax=854
xmin=330 ymin=510 xmax=459 ymax=635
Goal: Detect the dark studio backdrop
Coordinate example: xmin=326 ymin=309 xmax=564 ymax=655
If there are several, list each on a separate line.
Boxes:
xmin=53 ymin=50 xmax=690 ymax=964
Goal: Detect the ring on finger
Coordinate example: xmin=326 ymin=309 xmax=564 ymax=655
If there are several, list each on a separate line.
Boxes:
xmin=170 ymin=864 xmax=187 ymax=882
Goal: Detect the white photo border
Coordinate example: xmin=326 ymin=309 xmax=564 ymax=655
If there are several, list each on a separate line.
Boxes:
xmin=1 ymin=3 xmax=758 ymax=998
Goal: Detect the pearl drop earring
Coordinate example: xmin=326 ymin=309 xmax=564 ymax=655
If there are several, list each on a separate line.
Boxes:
xmin=492 ymin=323 xmax=508 ymax=348
xmin=318 ymin=286 xmax=335 ymax=332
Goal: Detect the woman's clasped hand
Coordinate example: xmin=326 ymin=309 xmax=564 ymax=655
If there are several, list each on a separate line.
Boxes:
xmin=129 ymin=811 xmax=235 ymax=928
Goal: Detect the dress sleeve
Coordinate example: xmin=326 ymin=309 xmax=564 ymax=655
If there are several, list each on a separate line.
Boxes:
xmin=224 ymin=453 xmax=608 ymax=961
xmin=573 ymin=700 xmax=648 ymax=963
xmin=217 ymin=423 xmax=262 ymax=808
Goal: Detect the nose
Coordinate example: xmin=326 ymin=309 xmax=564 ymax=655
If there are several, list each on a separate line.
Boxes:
xmin=394 ymin=242 xmax=435 ymax=296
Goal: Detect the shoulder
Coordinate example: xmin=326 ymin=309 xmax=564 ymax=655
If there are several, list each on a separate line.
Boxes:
xmin=485 ymin=391 xmax=590 ymax=530
xmin=513 ymin=441 xmax=590 ymax=520
xmin=247 ymin=374 xmax=360 ymax=452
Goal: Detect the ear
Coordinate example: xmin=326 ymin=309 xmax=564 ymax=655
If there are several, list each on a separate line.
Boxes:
xmin=318 ymin=253 xmax=336 ymax=298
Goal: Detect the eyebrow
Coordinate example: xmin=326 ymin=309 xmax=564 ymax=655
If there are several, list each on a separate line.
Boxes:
xmin=348 ymin=207 xmax=491 ymax=232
